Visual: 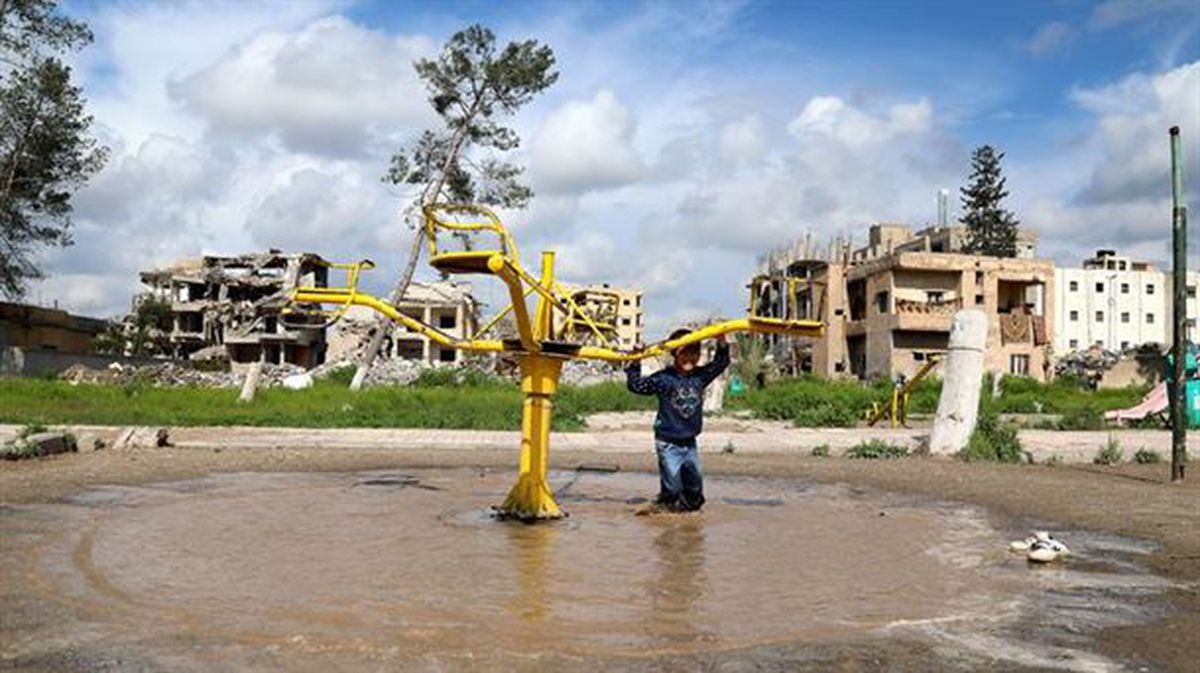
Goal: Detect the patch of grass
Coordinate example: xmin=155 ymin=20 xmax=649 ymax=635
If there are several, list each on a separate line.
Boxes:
xmin=1093 ymin=436 xmax=1124 ymax=465
xmin=728 ymin=376 xmax=885 ymax=427
xmin=997 ymin=376 xmax=1145 ymax=418
xmin=811 ymin=443 xmax=830 ymax=457
xmin=846 ymin=439 xmax=909 ymax=459
xmin=1043 ymin=454 xmax=1063 ymax=467
xmin=960 ymin=407 xmax=1023 ymax=463
xmin=0 ymin=378 xmax=654 ymax=431
xmin=1133 ymin=448 xmax=1162 ymax=464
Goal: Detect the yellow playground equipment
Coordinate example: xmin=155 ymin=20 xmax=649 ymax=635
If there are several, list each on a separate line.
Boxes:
xmin=866 ymin=355 xmax=941 ymax=428
xmin=286 ymin=204 xmax=823 ymax=520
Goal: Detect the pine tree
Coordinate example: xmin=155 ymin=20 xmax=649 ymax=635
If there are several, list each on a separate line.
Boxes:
xmin=960 ymin=145 xmax=1020 ymax=258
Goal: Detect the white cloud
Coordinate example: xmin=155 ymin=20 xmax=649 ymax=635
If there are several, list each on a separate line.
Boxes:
xmin=787 ymin=96 xmax=933 ymax=147
xmin=530 ymin=89 xmax=644 ymax=194
xmin=173 ymin=16 xmax=435 ymax=158
xmin=1070 ymin=61 xmax=1199 ymax=205
xmin=718 ymin=115 xmax=765 ymax=165
xmin=1016 ymin=61 xmax=1200 ymax=269
xmin=1023 ymin=21 xmax=1073 ymax=56
xmin=1088 ymin=0 xmax=1196 ymax=30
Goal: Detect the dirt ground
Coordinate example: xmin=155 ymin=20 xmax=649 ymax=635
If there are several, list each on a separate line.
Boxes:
xmin=2 ymin=445 xmax=1198 ymax=671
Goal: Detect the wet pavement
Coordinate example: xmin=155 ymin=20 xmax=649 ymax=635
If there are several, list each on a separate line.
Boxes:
xmin=0 ymin=468 xmax=1178 ymax=672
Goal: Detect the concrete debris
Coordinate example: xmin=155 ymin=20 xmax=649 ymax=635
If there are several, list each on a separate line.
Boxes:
xmin=559 ymin=359 xmax=623 ymax=386
xmin=309 ymin=358 xmax=430 ymax=387
xmin=59 ymin=361 xmax=307 ymax=388
xmin=1 ymin=432 xmax=78 ymax=460
xmin=1055 ymin=343 xmax=1163 ymax=389
xmin=281 ymin=372 xmax=314 ymax=390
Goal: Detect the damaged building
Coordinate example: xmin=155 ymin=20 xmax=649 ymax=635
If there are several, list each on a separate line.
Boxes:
xmin=325 ymin=281 xmax=479 ymax=366
xmin=139 ymin=251 xmax=330 ymax=370
xmin=754 ymin=223 xmax=1055 ymax=382
xmin=554 ymin=283 xmax=644 ymax=349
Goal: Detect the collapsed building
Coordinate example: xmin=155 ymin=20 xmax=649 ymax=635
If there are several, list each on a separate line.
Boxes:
xmin=325 ymin=281 xmax=479 ymax=366
xmin=753 ymin=223 xmax=1054 ymax=382
xmin=139 ymin=251 xmax=330 ymax=370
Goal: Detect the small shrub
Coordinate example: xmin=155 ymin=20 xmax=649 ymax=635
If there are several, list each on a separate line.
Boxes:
xmin=846 ymin=439 xmax=909 ymax=459
xmin=1044 ymin=454 xmax=1063 ymax=467
xmin=1058 ymin=406 xmax=1104 ymax=431
xmin=722 ymin=440 xmax=736 ymax=454
xmin=960 ymin=408 xmax=1023 ymax=463
xmin=1093 ymin=436 xmax=1123 ymax=465
xmin=811 ymin=443 xmax=830 ymax=457
xmin=18 ymin=423 xmax=49 ymax=438
xmin=1133 ymin=448 xmax=1161 ymax=464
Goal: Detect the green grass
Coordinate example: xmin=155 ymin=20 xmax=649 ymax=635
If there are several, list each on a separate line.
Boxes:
xmin=845 ymin=439 xmax=910 ymax=459
xmin=1093 ymin=436 xmax=1124 ymax=465
xmin=995 ymin=376 xmax=1146 ymax=416
xmin=729 ymin=373 xmax=1144 ymax=430
xmin=0 ymin=378 xmax=654 ymax=431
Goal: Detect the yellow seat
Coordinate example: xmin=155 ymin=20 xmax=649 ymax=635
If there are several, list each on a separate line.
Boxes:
xmin=430 ymin=251 xmax=504 ymax=275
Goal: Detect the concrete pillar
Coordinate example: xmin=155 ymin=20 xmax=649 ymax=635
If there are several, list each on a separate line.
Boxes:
xmin=929 ymin=309 xmax=987 ymax=456
xmin=423 ymin=307 xmax=432 ymax=363
xmin=238 ymin=359 xmax=263 ymax=404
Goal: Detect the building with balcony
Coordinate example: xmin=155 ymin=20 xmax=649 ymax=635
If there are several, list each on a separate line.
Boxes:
xmin=755 ymin=224 xmax=1055 ymax=382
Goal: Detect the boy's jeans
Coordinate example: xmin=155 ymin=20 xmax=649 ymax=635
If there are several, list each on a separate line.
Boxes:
xmin=654 ymin=439 xmax=705 ymax=511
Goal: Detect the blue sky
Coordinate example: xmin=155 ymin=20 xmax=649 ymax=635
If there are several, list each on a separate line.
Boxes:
xmin=34 ymin=0 xmax=1200 ymax=336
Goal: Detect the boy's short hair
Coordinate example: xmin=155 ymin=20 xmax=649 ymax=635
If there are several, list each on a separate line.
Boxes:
xmin=668 ymin=328 xmax=698 ymax=355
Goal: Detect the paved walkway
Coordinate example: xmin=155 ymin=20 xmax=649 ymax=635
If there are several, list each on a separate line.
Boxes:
xmin=3 ymin=422 xmax=1196 ymax=464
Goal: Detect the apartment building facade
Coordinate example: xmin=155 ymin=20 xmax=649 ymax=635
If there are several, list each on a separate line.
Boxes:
xmin=1055 ymin=249 xmax=1200 ymax=352
xmin=759 ymin=224 xmax=1055 ymax=382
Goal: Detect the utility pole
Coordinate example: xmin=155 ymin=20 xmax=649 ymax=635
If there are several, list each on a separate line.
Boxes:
xmin=1169 ymin=126 xmax=1188 ymax=482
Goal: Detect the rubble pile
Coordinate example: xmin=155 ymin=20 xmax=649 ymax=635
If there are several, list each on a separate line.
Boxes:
xmin=1054 ymin=343 xmax=1164 ymax=388
xmin=560 ymin=359 xmax=624 ymax=386
xmin=59 ymin=361 xmax=306 ymax=388
xmin=309 ymin=358 xmax=432 ymax=387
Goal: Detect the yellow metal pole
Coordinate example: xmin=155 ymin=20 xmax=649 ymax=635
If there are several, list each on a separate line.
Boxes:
xmin=499 ymin=354 xmax=564 ymax=520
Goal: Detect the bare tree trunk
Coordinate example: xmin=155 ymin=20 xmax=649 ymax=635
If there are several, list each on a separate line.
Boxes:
xmin=348 ymin=103 xmax=481 ymax=391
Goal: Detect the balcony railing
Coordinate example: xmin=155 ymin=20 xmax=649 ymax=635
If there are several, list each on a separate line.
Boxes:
xmin=895 ymin=297 xmax=962 ymax=316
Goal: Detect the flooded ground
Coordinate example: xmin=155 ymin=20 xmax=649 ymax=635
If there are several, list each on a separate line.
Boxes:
xmin=0 ymin=468 xmax=1179 ymax=672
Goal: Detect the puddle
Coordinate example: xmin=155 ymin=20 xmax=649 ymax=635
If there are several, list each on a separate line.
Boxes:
xmin=0 ymin=468 xmax=1174 ymax=672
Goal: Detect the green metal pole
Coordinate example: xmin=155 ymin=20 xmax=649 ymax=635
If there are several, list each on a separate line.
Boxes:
xmin=1169 ymin=126 xmax=1188 ymax=482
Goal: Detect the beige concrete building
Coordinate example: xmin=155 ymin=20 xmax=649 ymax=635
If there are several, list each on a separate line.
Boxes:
xmin=555 ymin=283 xmax=643 ymax=349
xmin=1056 ymin=249 xmax=1200 ymax=352
xmin=758 ymin=224 xmax=1055 ymax=382
xmin=850 ymin=223 xmax=1038 ymax=263
xmin=326 ymin=281 xmax=478 ymax=366
xmin=139 ymin=251 xmax=329 ymax=369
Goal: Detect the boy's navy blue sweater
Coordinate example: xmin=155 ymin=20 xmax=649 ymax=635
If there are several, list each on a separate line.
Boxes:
xmin=625 ymin=344 xmax=730 ymax=445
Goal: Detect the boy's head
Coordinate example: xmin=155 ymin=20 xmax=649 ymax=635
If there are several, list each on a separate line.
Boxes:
xmin=669 ymin=328 xmax=701 ymax=373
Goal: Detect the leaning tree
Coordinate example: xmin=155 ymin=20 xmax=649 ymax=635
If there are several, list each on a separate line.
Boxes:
xmin=349 ymin=24 xmax=557 ymax=390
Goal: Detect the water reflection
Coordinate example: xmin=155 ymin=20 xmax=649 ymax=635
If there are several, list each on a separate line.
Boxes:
xmin=648 ymin=518 xmax=709 ymax=644
xmin=504 ymin=521 xmax=556 ymax=623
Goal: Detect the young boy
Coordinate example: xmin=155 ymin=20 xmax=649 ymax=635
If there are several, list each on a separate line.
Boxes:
xmin=626 ymin=329 xmax=730 ymax=512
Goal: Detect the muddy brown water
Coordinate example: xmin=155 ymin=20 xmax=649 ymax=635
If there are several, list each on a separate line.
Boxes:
xmin=0 ymin=468 xmax=1176 ymax=672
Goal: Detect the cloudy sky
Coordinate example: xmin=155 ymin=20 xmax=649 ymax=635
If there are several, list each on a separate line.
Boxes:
xmin=32 ymin=0 xmax=1200 ymax=337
